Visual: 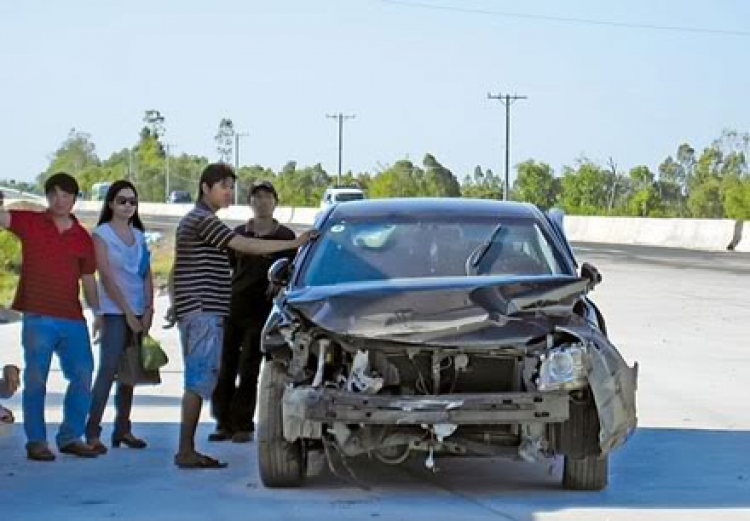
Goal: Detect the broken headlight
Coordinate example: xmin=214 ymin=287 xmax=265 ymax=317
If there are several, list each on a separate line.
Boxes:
xmin=537 ymin=344 xmax=588 ymax=392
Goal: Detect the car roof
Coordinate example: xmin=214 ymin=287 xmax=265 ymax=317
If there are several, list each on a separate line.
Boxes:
xmin=328 ymin=197 xmax=541 ymax=220
xmin=326 ymin=187 xmax=363 ymax=193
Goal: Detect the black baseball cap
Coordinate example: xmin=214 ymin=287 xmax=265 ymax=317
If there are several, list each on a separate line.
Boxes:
xmin=249 ymin=180 xmax=278 ymax=200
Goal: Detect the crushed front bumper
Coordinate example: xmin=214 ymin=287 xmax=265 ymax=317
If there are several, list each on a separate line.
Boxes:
xmin=282 ymin=387 xmax=570 ymax=432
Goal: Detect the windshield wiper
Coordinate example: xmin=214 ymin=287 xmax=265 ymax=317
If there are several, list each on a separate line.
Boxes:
xmin=466 ymin=223 xmax=503 ymax=272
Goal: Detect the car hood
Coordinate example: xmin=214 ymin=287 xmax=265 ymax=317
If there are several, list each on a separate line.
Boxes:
xmin=283 ymin=275 xmax=590 ymax=347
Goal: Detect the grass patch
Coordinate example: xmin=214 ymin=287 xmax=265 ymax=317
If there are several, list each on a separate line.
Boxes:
xmin=150 ymin=236 xmax=174 ymax=292
xmin=0 ymin=270 xmax=18 ymax=309
xmin=0 ymin=232 xmax=20 ymax=311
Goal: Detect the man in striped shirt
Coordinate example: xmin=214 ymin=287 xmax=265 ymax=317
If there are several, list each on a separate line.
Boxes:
xmin=169 ymin=163 xmax=315 ymax=469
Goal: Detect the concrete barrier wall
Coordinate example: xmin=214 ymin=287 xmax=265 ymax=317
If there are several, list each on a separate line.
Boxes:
xmin=12 ymin=199 xmax=748 ymax=252
xmin=71 ymin=200 xmax=314 ymax=226
xmin=735 ymin=221 xmax=750 ymax=252
xmin=74 ymin=201 xmax=193 ymax=218
xmin=292 ymin=207 xmax=320 ymax=225
xmin=564 ymin=216 xmax=740 ymax=251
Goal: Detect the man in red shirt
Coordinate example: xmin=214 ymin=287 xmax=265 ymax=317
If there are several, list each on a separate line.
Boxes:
xmin=0 ymin=173 xmax=101 ymax=461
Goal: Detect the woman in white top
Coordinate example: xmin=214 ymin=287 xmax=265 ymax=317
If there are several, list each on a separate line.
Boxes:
xmin=86 ymin=180 xmax=154 ymax=454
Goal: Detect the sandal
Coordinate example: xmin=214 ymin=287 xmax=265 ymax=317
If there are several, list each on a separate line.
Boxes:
xmin=87 ymin=438 xmax=109 ymax=455
xmin=26 ymin=442 xmax=56 ymax=462
xmin=174 ymin=452 xmax=228 ymax=469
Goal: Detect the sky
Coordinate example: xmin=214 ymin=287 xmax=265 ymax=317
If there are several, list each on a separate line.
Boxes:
xmin=1 ymin=0 xmax=749 ymax=184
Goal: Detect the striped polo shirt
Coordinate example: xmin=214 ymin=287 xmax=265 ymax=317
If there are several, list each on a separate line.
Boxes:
xmin=173 ymin=200 xmax=237 ymax=319
xmin=8 ymin=210 xmax=96 ymax=320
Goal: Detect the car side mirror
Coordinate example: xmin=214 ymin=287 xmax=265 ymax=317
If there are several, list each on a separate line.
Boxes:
xmin=580 ymin=262 xmax=602 ymax=289
xmin=268 ymin=258 xmax=292 ymax=287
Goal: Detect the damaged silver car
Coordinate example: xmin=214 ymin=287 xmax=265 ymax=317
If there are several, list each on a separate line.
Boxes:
xmin=257 ymin=198 xmax=637 ymax=491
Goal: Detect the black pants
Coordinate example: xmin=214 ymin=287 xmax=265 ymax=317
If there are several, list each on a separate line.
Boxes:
xmin=210 ymin=319 xmax=263 ymax=433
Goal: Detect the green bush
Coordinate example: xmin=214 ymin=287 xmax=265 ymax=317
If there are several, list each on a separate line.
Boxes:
xmin=0 ymin=233 xmax=21 ymax=272
xmin=0 ymin=233 xmax=20 ymax=307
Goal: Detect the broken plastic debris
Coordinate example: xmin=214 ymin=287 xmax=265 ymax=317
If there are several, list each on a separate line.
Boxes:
xmin=518 ymin=436 xmax=545 ymax=462
xmin=434 ymin=423 xmax=458 ymax=442
xmin=346 ymin=351 xmax=384 ymax=394
xmin=425 ymin=446 xmax=436 ymax=472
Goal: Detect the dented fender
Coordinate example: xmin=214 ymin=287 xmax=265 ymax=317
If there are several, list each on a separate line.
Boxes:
xmin=556 ymin=325 xmax=638 ymax=454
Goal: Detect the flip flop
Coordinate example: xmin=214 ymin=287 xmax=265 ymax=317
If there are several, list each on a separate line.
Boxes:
xmin=174 ymin=452 xmax=228 ymax=469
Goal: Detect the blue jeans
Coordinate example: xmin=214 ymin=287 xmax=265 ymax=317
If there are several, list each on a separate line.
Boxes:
xmin=86 ymin=315 xmax=134 ymax=440
xmin=22 ymin=314 xmax=93 ymax=448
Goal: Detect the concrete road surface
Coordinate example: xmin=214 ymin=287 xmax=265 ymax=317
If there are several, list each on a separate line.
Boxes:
xmin=1 ymin=244 xmax=749 ymax=520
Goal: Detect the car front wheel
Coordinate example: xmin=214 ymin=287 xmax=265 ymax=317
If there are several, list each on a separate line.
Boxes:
xmin=561 ymin=390 xmax=608 ymax=491
xmin=563 ymin=454 xmax=608 ymax=491
xmin=257 ymin=360 xmax=306 ymax=487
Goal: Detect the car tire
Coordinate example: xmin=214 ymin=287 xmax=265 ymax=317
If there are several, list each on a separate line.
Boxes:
xmin=258 ymin=360 xmax=306 ymax=488
xmin=563 ymin=454 xmax=608 ymax=491
xmin=562 ymin=393 xmax=608 ymax=491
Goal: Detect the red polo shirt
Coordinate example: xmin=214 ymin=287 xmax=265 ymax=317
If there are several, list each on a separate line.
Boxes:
xmin=8 ymin=210 xmax=96 ymax=321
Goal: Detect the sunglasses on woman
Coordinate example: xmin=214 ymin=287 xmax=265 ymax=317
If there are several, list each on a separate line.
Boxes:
xmin=114 ymin=196 xmax=138 ymax=206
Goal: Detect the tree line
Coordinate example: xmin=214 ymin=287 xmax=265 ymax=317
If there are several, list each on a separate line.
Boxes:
xmin=3 ymin=111 xmax=749 ymax=219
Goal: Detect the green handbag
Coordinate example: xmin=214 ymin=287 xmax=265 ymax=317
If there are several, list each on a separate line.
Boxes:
xmin=140 ymin=335 xmax=169 ymax=371
xmin=118 ymin=334 xmax=160 ymax=386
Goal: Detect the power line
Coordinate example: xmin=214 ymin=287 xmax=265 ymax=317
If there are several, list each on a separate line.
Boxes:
xmin=378 ymin=0 xmax=750 ymax=38
xmin=488 ymin=92 xmax=527 ymax=201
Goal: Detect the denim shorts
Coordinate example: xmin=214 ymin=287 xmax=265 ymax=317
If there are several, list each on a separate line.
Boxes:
xmin=177 ymin=313 xmax=225 ymax=399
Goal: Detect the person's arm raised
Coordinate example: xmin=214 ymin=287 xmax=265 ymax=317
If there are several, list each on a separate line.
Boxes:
xmin=227 ymin=228 xmax=318 ymax=255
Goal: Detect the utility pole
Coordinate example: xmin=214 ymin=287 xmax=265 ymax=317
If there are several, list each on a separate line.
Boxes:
xmin=233 ymin=131 xmax=249 ymax=205
xmin=607 ymin=157 xmax=618 ymax=211
xmin=487 ymin=92 xmax=527 ymax=201
xmin=164 ymin=143 xmax=176 ymax=202
xmin=326 ymin=113 xmax=355 ymax=184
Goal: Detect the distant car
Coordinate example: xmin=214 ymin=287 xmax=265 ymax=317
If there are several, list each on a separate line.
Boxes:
xmin=258 ymin=198 xmax=638 ymax=491
xmin=91 ymin=182 xmax=111 ymax=201
xmin=167 ymin=190 xmax=192 ymax=204
xmin=320 ymin=187 xmax=365 ymax=209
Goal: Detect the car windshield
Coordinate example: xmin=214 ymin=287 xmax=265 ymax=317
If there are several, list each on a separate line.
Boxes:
xmin=334 ymin=192 xmax=364 ymax=202
xmin=299 ymin=215 xmax=568 ymax=286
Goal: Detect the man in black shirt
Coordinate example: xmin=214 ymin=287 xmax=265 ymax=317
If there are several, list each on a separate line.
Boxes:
xmin=210 ymin=180 xmax=297 ymax=443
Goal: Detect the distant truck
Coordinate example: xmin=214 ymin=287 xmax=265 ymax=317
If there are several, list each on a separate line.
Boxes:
xmin=320 ymin=187 xmax=365 ymax=209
